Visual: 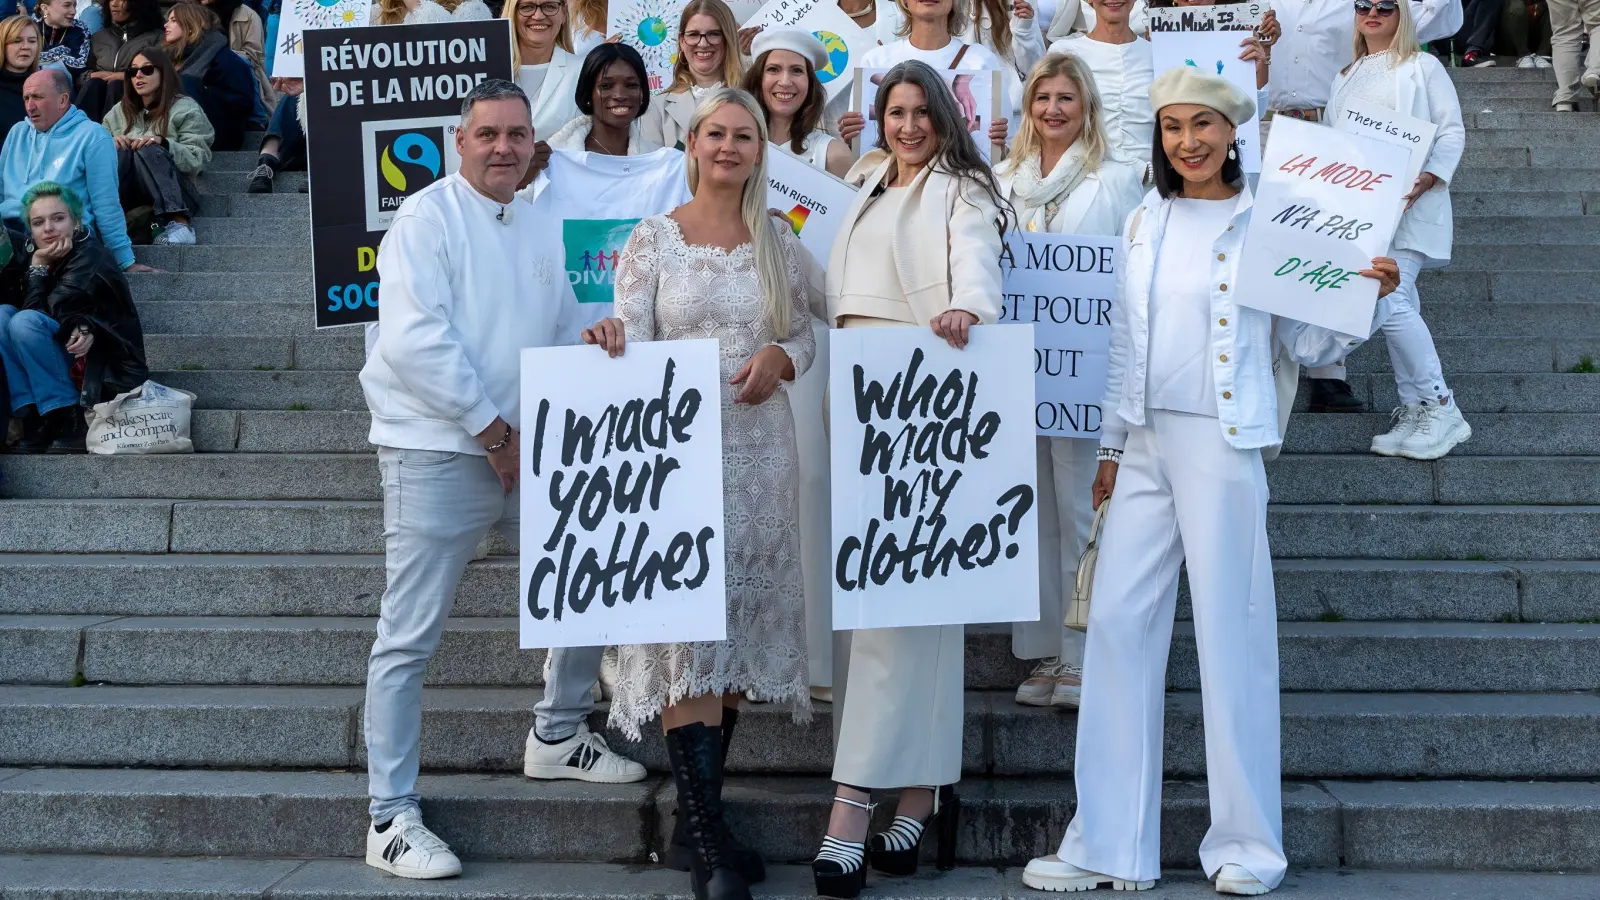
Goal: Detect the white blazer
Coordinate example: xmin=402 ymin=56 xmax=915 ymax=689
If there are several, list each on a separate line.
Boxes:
xmin=525 ymin=47 xmax=583 ymax=142
xmin=1103 ymin=184 xmax=1378 ymax=452
xmin=993 ymin=157 xmax=1145 ymax=236
xmin=1329 ymin=51 xmax=1464 ymax=266
xmin=639 ymin=89 xmax=699 ymax=150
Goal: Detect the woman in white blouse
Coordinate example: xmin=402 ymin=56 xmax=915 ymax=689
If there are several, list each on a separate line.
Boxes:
xmin=811 ymin=60 xmax=1011 ymax=900
xmin=1329 ymin=0 xmax=1470 ymax=460
xmin=743 ymin=29 xmax=855 ymax=177
xmin=569 ymin=0 xmax=610 ymax=55
xmin=368 ymin=0 xmax=489 ymax=25
xmin=640 ymin=0 xmax=745 ymax=150
xmin=870 ymin=0 xmax=1046 ymax=81
xmin=1045 ymin=0 xmax=1153 ymax=173
xmin=1021 ymin=67 xmax=1399 ymax=898
xmin=992 ymin=52 xmax=1142 ymax=711
xmin=502 ymin=0 xmax=582 ymax=148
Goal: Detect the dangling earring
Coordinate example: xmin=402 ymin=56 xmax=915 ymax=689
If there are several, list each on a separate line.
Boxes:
xmin=1227 ymin=144 xmax=1238 ymax=160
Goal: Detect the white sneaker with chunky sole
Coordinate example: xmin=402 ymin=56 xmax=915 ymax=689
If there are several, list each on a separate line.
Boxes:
xmin=524 ymin=723 xmax=647 ymax=783
xmin=1397 ymin=401 xmax=1471 ymax=460
xmin=1370 ymin=405 xmax=1419 ymax=456
xmin=1214 ymin=864 xmax=1271 ymax=895
xmin=365 ymin=809 xmax=462 ymax=879
xmin=1050 ymin=664 xmax=1084 ymax=709
xmin=1022 ymin=855 xmax=1156 ymax=892
xmin=1016 ymin=658 xmax=1065 ymax=706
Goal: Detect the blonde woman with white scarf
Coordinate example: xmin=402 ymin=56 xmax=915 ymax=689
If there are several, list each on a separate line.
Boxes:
xmin=992 ymin=52 xmax=1142 ymax=710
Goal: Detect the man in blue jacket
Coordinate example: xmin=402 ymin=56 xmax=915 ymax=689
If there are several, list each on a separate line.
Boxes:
xmin=0 ymin=69 xmax=153 ymax=272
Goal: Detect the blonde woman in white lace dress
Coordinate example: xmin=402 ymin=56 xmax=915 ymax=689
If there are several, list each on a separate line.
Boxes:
xmin=581 ymin=87 xmax=814 ymax=900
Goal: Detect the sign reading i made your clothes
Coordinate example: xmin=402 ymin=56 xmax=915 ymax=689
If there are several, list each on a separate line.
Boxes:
xmin=304 ymin=20 xmax=513 ymax=328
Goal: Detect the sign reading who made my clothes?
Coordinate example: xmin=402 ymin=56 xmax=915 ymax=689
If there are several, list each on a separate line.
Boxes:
xmin=304 ymin=21 xmax=513 ymax=328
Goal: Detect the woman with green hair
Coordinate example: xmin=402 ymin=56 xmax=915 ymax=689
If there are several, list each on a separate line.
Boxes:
xmin=0 ymin=181 xmax=146 ymax=453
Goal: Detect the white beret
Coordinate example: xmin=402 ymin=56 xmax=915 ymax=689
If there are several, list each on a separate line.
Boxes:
xmin=1148 ymin=65 xmax=1256 ymax=127
xmin=750 ymin=28 xmax=829 ymax=73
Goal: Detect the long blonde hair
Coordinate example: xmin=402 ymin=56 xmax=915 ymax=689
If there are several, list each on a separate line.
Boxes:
xmin=1349 ymin=0 xmax=1417 ymax=67
xmin=373 ymin=0 xmax=409 ymax=24
xmin=666 ymin=0 xmax=743 ymax=94
xmin=0 ymin=15 xmax=39 ymax=74
xmin=892 ymin=0 xmax=972 ymax=42
xmin=684 ymin=88 xmax=792 ymax=340
xmin=504 ymin=0 xmax=573 ymax=67
xmin=1007 ymin=53 xmax=1107 ymax=170
xmin=571 ymin=0 xmax=607 ymax=36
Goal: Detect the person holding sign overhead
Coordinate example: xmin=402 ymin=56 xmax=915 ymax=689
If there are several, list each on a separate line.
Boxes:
xmin=1328 ymin=0 xmax=1469 ymax=459
xmin=812 ymin=60 xmax=1010 ymax=900
xmin=1020 ymin=67 xmax=1399 ymax=896
xmin=640 ymin=0 xmax=746 ymax=150
xmin=992 ymin=52 xmax=1142 ymax=709
xmin=744 ymin=29 xmax=855 ymax=177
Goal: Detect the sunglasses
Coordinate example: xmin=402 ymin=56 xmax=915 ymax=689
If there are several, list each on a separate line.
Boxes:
xmin=1354 ymin=0 xmax=1398 ymax=15
xmin=124 ymin=63 xmax=158 ymax=77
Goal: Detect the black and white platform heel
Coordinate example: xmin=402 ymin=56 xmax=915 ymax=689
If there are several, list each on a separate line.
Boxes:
xmin=813 ymin=794 xmax=874 ymax=899
xmin=869 ymin=784 xmax=959 ymax=876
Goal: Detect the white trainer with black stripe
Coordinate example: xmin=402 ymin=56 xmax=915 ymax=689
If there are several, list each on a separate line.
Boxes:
xmin=523 ymin=722 xmax=647 ymax=783
xmin=365 ymin=809 xmax=462 ymax=879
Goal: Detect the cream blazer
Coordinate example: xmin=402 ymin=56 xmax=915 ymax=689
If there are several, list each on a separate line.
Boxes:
xmin=825 ymin=150 xmax=1005 ymax=328
xmin=528 ymin=47 xmax=582 ymax=141
xmin=639 ymin=89 xmax=698 ymax=150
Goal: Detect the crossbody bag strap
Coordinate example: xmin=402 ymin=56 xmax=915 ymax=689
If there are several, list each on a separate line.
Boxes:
xmin=948 ymin=42 xmax=969 ymax=68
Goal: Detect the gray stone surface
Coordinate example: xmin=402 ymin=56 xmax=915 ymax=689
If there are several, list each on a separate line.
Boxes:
xmin=0 ymin=615 xmax=115 ymax=683
xmin=1455 ymin=216 xmax=1600 ymax=244
xmin=1436 ymin=456 xmax=1600 ymax=504
xmin=1346 ymin=336 xmax=1563 ymax=374
xmin=1266 ymin=505 xmax=1600 ymax=560
xmin=292 ymin=333 xmax=367 ymax=371
xmin=0 ymin=854 xmax=301 ymax=899
xmin=1518 ymin=561 xmax=1600 ymax=622
xmin=152 ymin=370 xmax=366 ymax=411
xmin=1281 ymin=412 xmax=1600 ymax=456
xmin=1249 ymin=559 xmax=1520 ymax=621
xmin=234 ymin=411 xmax=371 ymax=453
xmin=135 ymin=301 xmax=310 ymax=336
xmin=1264 ymin=455 xmax=1434 ymax=504
xmin=144 ymin=335 xmax=296 ymax=370
xmin=1452 ymin=190 xmax=1587 ymax=217
xmin=136 ymin=244 xmax=311 ymax=272
xmin=192 ymin=217 xmax=310 ymax=246
xmin=1362 ymin=372 xmax=1600 ymax=413
xmin=130 ymin=272 xmax=312 ymax=304
xmin=0 ymin=455 xmax=379 ymax=501
xmin=1423 ymin=302 xmax=1600 ymax=338
xmin=168 ymin=501 xmax=510 ymax=555
xmin=0 ymin=500 xmax=173 ymax=553
xmin=1487 ymin=271 xmax=1600 ymax=304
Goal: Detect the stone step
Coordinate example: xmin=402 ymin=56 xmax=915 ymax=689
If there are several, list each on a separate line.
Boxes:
xmin=1454 ymin=216 xmax=1600 ymax=244
xmin=4 ymin=499 xmax=1596 ymax=558
xmin=1320 ymin=372 xmax=1600 ymax=413
xmin=136 ymin=300 xmax=313 ymax=336
xmin=206 ymin=150 xmax=280 ymax=173
xmin=1459 ymin=147 xmax=1600 ymax=171
xmin=190 ymin=217 xmax=310 ymax=247
xmin=3 ymin=685 xmax=1599 ymax=778
xmin=6 ymin=615 xmax=1593 ymax=693
xmin=144 ymin=333 xmax=363 ymax=371
xmin=1452 ymin=190 xmax=1592 ymax=217
xmin=195 ymin=169 xmax=308 ymax=195
xmin=130 ymin=272 xmax=312 ymax=305
xmin=1452 ymin=80 xmax=1564 ymax=98
xmin=193 ymin=191 xmax=308 ymax=218
xmin=8 ymin=554 xmax=1587 ymax=622
xmin=1447 ymin=65 xmax=1556 ymax=81
xmin=1282 ymin=411 xmax=1600 ymax=456
xmin=1457 ymin=95 xmax=1561 ymax=111
xmin=1420 ymin=270 xmax=1600 ymax=304
xmin=3 ymin=858 xmax=1598 ymax=900
xmin=148 ymin=370 xmax=366 ymax=410
xmin=134 ymin=244 xmax=310 ymax=273
xmin=1468 ymin=128 xmax=1600 ymax=149
xmin=1412 ymin=302 xmax=1600 ymax=337
xmin=1451 ymin=169 xmax=1600 ymax=192
xmin=1349 ymin=335 xmax=1595 ymax=372
xmin=6 ymin=771 xmax=1597 ymax=873
xmin=1472 ymin=111 xmax=1600 ymax=130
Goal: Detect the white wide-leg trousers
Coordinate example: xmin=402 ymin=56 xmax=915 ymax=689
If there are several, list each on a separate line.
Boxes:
xmin=1013 ymin=436 xmax=1097 ymax=664
xmin=1057 ymin=410 xmax=1285 ymax=889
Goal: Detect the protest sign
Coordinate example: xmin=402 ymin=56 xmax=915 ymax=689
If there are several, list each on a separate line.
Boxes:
xmin=519 ymin=339 xmax=728 ymax=649
xmin=271 ymin=0 xmax=367 ymax=78
xmin=852 ymin=67 xmax=1004 ymax=161
xmin=1149 ymin=32 xmax=1262 ymax=173
xmin=609 ymin=0 xmax=683 ymax=92
xmin=748 ymin=0 xmax=873 ymax=100
xmin=1332 ymin=98 xmax=1438 ymax=229
xmin=998 ymin=233 xmax=1117 ymax=438
xmin=724 ymin=0 xmax=764 ymax=22
xmin=1147 ymin=1 xmax=1265 ymax=33
xmin=829 ymin=326 xmax=1040 ymax=631
xmin=527 ymin=147 xmax=693 ymax=323
xmin=766 ymin=147 xmax=858 ymax=268
xmin=1236 ymin=116 xmax=1410 ymax=336
xmin=304 ymin=20 xmax=513 ymax=328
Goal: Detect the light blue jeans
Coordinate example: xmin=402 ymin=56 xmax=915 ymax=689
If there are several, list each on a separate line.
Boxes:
xmin=0 ymin=305 xmax=77 ymax=415
xmin=366 ymin=446 xmax=605 ymax=822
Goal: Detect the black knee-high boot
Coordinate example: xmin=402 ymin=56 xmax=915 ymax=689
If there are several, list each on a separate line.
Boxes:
xmin=664 ymin=709 xmax=765 ymax=882
xmin=665 ymin=722 xmax=750 ymax=900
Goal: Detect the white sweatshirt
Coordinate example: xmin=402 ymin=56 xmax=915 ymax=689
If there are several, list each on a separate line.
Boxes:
xmin=361 ymin=172 xmax=589 ymax=455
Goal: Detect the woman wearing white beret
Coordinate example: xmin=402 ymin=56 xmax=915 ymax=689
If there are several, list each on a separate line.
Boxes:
xmin=743 ymin=29 xmax=856 ymax=177
xmin=1020 ymin=67 xmax=1399 ymax=896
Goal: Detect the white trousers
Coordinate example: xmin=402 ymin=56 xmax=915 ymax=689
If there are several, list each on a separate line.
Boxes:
xmin=1058 ymin=410 xmax=1285 ymax=889
xmin=1380 ymin=250 xmax=1450 ymax=406
xmin=1012 ymin=436 xmax=1096 ymax=664
xmin=1549 ymin=0 xmax=1600 ymax=104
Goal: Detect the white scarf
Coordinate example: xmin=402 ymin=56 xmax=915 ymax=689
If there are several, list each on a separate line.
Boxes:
xmin=1008 ymin=144 xmax=1090 ymax=232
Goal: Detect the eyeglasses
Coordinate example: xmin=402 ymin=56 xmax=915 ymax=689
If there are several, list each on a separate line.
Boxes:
xmin=681 ymin=30 xmax=724 ymax=46
xmin=1353 ymin=1 xmax=1398 ymax=15
xmin=124 ymin=64 xmax=157 ymax=77
xmin=515 ymin=2 xmax=562 ymax=17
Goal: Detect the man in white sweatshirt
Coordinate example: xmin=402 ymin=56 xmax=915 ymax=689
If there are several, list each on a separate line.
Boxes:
xmin=359 ymin=79 xmax=645 ymax=882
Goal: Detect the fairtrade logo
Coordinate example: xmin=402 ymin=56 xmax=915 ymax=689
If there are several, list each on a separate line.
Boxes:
xmin=783 ymin=204 xmax=810 ymax=236
xmin=813 ymin=30 xmax=849 ymax=83
xmin=380 ymin=132 xmax=443 ymax=192
xmin=637 ymin=15 xmax=668 ymax=45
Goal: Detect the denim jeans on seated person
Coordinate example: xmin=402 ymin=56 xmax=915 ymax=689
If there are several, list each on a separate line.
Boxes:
xmin=0 ymin=305 xmax=77 ymax=415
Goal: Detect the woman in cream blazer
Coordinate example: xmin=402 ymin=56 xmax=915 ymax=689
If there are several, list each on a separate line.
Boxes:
xmin=992 ymin=52 xmax=1143 ymax=712
xmin=811 ymin=60 xmax=1008 ymax=900
xmin=1327 ymin=0 xmax=1469 ymax=461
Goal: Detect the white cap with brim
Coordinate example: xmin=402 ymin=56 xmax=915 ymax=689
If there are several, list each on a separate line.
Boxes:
xmin=750 ymin=28 xmax=829 ymax=73
xmin=1148 ymin=65 xmax=1256 ymax=127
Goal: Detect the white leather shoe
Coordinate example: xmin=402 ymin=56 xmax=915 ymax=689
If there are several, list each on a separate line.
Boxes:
xmin=1022 ymin=855 xmax=1156 ymax=892
xmin=1214 ymin=864 xmax=1271 ymax=896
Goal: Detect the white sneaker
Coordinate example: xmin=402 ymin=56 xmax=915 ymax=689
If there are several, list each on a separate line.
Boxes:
xmin=152 ymin=222 xmax=196 ymax=245
xmin=810 ymin=685 xmax=834 ymax=703
xmin=542 ymin=652 xmax=603 ymax=702
xmin=1584 ymin=72 xmax=1600 ymax=96
xmin=1370 ymin=404 xmax=1420 ymax=456
xmin=1214 ymin=864 xmax=1271 ymax=895
xmin=1555 ymin=101 xmax=1580 ymax=111
xmin=1397 ymin=400 xmax=1470 ymax=460
xmin=1016 ymin=658 xmax=1065 ymax=706
xmin=1050 ymin=663 xmax=1083 ymax=709
xmin=599 ymin=646 xmax=619 ymax=700
xmin=365 ymin=809 xmax=462 ymax=879
xmin=1022 ymin=855 xmax=1156 ymax=892
xmin=524 ymin=723 xmax=647 ymax=783
xmin=1534 ymin=56 xmax=1553 ymax=68
xmin=1516 ymin=54 xmax=1539 ymax=68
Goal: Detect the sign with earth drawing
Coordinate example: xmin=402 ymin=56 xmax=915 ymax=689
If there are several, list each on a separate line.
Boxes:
xmin=608 ymin=0 xmax=682 ymax=92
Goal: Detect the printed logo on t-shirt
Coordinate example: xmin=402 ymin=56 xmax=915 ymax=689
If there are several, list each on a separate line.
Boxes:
xmin=563 ymin=218 xmax=641 ymax=303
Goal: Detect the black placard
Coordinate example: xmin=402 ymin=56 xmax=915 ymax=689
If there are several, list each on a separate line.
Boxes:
xmin=304 ymin=20 xmax=513 ymax=328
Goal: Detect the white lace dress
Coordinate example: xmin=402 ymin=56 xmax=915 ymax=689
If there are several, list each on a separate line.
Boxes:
xmin=607 ymin=215 xmax=817 ymax=740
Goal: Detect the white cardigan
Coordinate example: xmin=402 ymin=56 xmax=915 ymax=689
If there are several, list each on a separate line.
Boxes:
xmin=1329 ymin=51 xmax=1464 ymax=267
xmin=1103 ymin=184 xmax=1379 ymax=452
xmin=993 ymin=157 xmax=1144 ymax=236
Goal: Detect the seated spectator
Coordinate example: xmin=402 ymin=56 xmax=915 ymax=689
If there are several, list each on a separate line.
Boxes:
xmin=102 ymin=47 xmax=210 ymax=245
xmin=0 ymin=15 xmax=39 ymax=142
xmin=0 ymin=68 xmax=149 ymax=271
xmin=162 ymin=1 xmax=254 ymax=149
xmin=0 ymin=181 xmax=146 ymax=454
xmin=197 ymin=0 xmax=273 ymax=114
xmin=35 ymin=0 xmax=89 ymax=82
xmin=1499 ymin=0 xmax=1553 ymax=65
xmin=245 ymin=72 xmax=299 ymax=191
xmin=1458 ymin=0 xmax=1505 ymax=65
xmin=78 ymin=0 xmax=163 ymax=121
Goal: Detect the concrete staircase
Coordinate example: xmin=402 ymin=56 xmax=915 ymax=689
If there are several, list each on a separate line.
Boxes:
xmin=2 ymin=66 xmax=1600 ymax=896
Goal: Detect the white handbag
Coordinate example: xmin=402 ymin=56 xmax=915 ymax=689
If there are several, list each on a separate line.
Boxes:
xmin=1065 ymin=498 xmax=1110 ymax=633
